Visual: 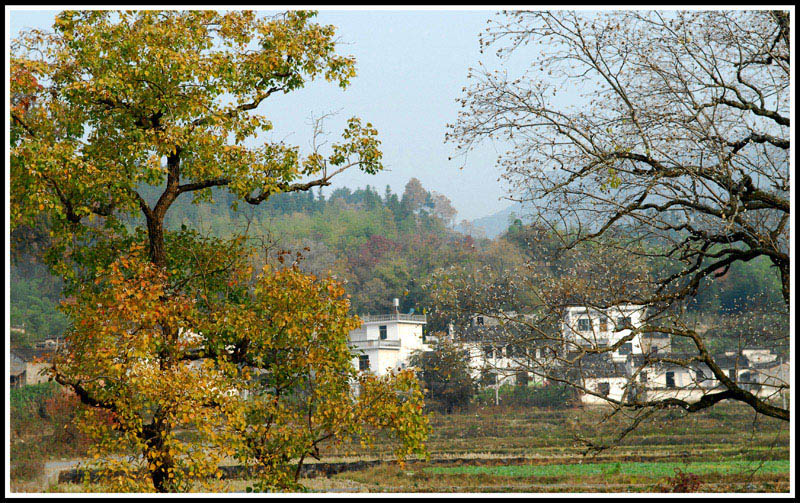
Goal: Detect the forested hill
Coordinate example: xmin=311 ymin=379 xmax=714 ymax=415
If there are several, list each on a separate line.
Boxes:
xmin=135 ymin=178 xmax=475 ymax=317
xmin=11 ymin=178 xmax=786 ymax=350
xmin=11 ymin=178 xmax=479 ymax=345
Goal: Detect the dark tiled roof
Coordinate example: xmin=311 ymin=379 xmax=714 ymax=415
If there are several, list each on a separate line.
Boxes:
xmin=11 ymin=347 xmax=56 ymax=362
xmin=750 ymin=360 xmax=788 ymax=370
xmin=568 ymin=352 xmax=628 ymax=378
xmin=10 ymin=360 xmax=26 ymax=375
xmin=710 ymin=353 xmax=752 ymax=369
xmin=459 ymin=324 xmax=528 ymax=343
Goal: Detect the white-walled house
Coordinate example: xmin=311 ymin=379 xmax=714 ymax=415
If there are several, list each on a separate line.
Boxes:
xmin=449 ymin=312 xmax=552 ymax=387
xmin=457 ymin=330 xmax=544 ymax=387
xmin=562 ymin=304 xmax=668 ymax=362
xmin=348 ymin=312 xmax=429 ymax=376
xmin=10 ymin=348 xmax=56 ymax=388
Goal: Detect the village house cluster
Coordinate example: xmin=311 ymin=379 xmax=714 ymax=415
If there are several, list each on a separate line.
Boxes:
xmin=10 ymin=303 xmax=789 ymax=410
xmin=344 ymin=302 xmax=789 ymax=407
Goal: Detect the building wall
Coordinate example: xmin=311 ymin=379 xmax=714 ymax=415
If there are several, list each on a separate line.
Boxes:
xmin=563 ymin=305 xmax=648 ymax=361
xmin=580 ymin=377 xmax=628 ymax=404
xmin=349 ymin=319 xmax=428 ymax=376
xmin=455 ymin=341 xmax=545 ymax=387
xmin=25 ymin=362 xmax=51 ymax=385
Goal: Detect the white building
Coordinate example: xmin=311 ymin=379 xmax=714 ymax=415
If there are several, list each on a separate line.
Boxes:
xmin=562 ymin=304 xmax=669 ymax=361
xmin=348 ymin=309 xmax=428 ymax=376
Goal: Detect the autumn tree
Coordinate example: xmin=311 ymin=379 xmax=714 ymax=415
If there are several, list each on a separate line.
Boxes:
xmin=401 ymin=177 xmax=433 ymax=214
xmin=53 ymin=246 xmax=426 ymax=491
xmin=11 ymin=10 xmax=382 ymax=276
xmin=430 ymin=192 xmax=458 ymax=227
xmin=11 ymin=10 xmax=427 ymax=491
xmin=446 ymin=11 xmax=789 ymax=421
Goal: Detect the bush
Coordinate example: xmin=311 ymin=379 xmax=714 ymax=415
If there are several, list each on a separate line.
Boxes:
xmin=10 ymin=382 xmax=58 ymax=438
xmin=475 ymin=383 xmax=577 ymax=409
xmin=43 ymin=392 xmax=92 ymax=456
xmin=10 ymin=382 xmax=59 ymax=411
xmin=660 ymin=468 xmax=703 ymax=492
xmin=11 ymin=384 xmax=92 ymax=487
xmin=410 ymin=339 xmax=476 ymax=414
xmin=10 ymin=448 xmax=45 ymax=482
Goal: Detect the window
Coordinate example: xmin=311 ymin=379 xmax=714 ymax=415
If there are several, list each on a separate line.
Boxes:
xmin=483 ymin=345 xmax=494 ymax=358
xmin=696 ymin=369 xmax=707 ymax=382
xmin=640 ymin=371 xmax=648 ymax=383
xmin=616 ymin=316 xmax=633 ymax=329
xmin=358 ymin=355 xmax=370 ymax=371
xmin=577 ymin=318 xmax=591 ymax=332
xmin=476 ymin=316 xmax=484 ymax=326
xmin=666 ymin=371 xmax=676 ymax=389
xmin=506 ymin=345 xmax=514 ymax=357
xmin=619 ymin=343 xmax=633 ymax=355
xmin=598 ymin=382 xmax=611 ymax=396
xmin=379 ymin=325 xmax=387 ymax=340
xmin=598 ymin=316 xmax=608 ymax=332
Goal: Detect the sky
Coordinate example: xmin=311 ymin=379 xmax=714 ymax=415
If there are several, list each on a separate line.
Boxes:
xmin=8 ymin=8 xmax=527 ymax=222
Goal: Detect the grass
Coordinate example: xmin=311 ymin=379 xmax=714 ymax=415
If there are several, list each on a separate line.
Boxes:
xmin=424 ymin=460 xmax=790 ymax=478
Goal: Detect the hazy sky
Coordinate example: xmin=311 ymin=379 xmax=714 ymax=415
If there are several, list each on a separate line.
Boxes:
xmin=9 ymin=8 xmax=525 ymax=221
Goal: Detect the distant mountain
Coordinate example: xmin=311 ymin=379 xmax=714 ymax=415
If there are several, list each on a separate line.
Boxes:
xmin=455 ymin=204 xmax=530 ymax=240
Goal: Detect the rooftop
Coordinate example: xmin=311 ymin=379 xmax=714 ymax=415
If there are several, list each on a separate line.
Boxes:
xmin=11 ymin=347 xmax=56 ymax=362
xmin=359 ymin=313 xmax=427 ymax=324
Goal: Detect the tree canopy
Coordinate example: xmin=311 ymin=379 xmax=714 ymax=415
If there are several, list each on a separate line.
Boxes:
xmin=10 ymin=10 xmax=427 ymax=492
xmin=447 ymin=10 xmax=789 ymax=421
xmin=11 ymin=10 xmax=382 ymax=274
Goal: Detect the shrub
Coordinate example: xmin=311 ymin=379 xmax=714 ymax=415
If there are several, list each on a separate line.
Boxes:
xmin=10 ymin=382 xmax=59 ymax=411
xmin=10 ymin=450 xmax=45 ymax=482
xmin=11 ymin=385 xmax=92 ymax=487
xmin=410 ymin=339 xmax=476 ymax=414
xmin=661 ymin=468 xmax=703 ymax=492
xmin=43 ymin=392 xmax=92 ymax=456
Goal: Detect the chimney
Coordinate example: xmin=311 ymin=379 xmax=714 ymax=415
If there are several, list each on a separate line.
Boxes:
xmin=393 ymin=297 xmax=399 ymax=314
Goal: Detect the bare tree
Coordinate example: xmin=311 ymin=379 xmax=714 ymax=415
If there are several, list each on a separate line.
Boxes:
xmin=445 ymin=10 xmax=789 ymax=422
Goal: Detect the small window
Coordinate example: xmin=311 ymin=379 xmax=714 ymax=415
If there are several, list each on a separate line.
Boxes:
xmin=577 ymin=318 xmax=591 ymax=332
xmin=666 ymin=371 xmax=676 ymax=389
xmin=619 ymin=343 xmax=633 ymax=355
xmin=483 ymin=345 xmax=494 ymax=358
xmin=598 ymin=382 xmax=610 ymax=396
xmin=696 ymin=369 xmax=707 ymax=381
xmin=379 ymin=325 xmax=387 ymax=340
xmin=598 ymin=317 xmax=608 ymax=332
xmin=358 ymin=355 xmax=370 ymax=371
xmin=477 ymin=316 xmax=484 ymax=326
xmin=506 ymin=345 xmax=514 ymax=357
xmin=616 ymin=316 xmax=633 ymax=329
xmin=640 ymin=371 xmax=648 ymax=383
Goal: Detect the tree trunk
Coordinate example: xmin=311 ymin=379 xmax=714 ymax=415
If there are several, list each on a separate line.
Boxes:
xmin=780 ymin=262 xmax=790 ymax=307
xmin=146 ymin=215 xmax=167 ymax=269
xmin=144 ymin=419 xmax=176 ymax=492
